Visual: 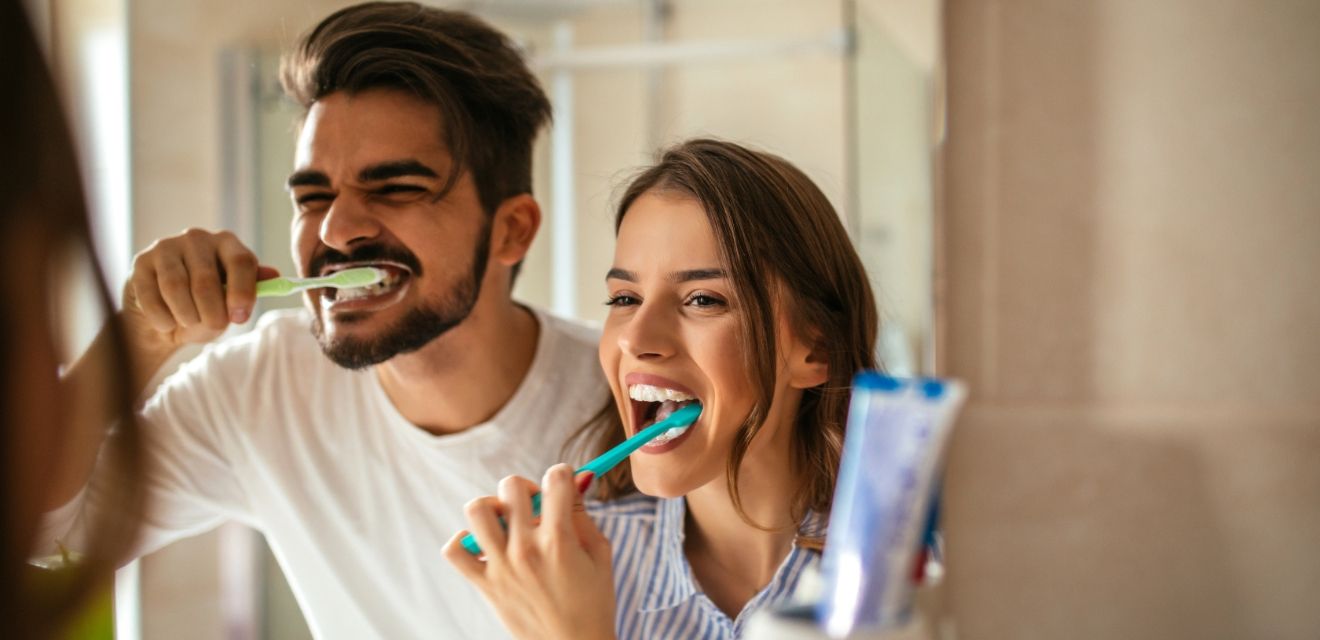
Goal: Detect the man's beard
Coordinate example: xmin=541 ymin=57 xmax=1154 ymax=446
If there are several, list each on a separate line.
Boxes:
xmin=310 ymin=222 xmax=491 ymax=370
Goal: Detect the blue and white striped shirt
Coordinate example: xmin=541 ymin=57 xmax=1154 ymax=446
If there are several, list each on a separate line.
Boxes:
xmin=587 ymin=494 xmax=823 ymax=639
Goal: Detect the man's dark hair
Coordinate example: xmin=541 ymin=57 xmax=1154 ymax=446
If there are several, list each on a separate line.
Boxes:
xmin=281 ymin=1 xmax=552 ymax=215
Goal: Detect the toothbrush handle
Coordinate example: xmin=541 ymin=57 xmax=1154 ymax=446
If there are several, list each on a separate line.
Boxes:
xmin=256 ymin=278 xmax=295 ymax=298
xmin=459 ymin=404 xmax=701 ymax=555
xmin=255 ymin=276 xmax=314 ymax=298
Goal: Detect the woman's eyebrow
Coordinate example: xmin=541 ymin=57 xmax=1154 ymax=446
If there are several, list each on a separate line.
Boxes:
xmin=672 ymin=268 xmax=725 ymax=283
xmin=606 ymin=268 xmax=637 ymax=282
xmin=605 ymin=267 xmax=726 ymax=283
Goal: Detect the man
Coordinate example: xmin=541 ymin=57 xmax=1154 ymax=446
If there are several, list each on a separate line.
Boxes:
xmin=42 ymin=3 xmax=609 ymax=637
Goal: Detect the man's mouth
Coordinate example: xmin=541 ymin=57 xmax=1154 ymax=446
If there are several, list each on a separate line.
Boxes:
xmin=628 ymin=382 xmax=701 ymax=449
xmin=318 ymin=261 xmax=412 ymax=310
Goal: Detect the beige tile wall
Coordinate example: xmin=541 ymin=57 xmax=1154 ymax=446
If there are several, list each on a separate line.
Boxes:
xmin=939 ymin=1 xmax=1320 ymax=638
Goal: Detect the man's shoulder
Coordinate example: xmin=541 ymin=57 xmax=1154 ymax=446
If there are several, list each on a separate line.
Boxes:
xmin=535 ymin=307 xmax=601 ymax=353
xmin=219 ymin=307 xmax=316 ymax=355
xmin=164 ymin=307 xmax=323 ymax=387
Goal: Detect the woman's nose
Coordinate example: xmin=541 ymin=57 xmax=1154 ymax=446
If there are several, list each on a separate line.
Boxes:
xmin=617 ymin=302 xmax=678 ymax=361
xmin=319 ymin=196 xmax=381 ymax=251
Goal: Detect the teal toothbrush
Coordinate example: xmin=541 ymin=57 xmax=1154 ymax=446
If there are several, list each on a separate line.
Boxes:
xmin=255 ymin=267 xmax=385 ymax=298
xmin=461 ymin=402 xmax=702 ymax=555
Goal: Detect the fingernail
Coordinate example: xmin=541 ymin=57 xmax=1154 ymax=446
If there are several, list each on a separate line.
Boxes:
xmin=230 ymin=308 xmax=249 ymax=324
xmin=576 ymin=472 xmax=596 ymax=495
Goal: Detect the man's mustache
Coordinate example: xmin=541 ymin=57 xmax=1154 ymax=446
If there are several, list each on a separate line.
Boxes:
xmin=307 ymin=244 xmax=424 ymax=277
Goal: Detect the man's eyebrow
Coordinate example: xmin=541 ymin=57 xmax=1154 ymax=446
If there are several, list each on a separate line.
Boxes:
xmin=606 ymin=268 xmax=637 ymax=282
xmin=286 ymin=169 xmax=330 ymax=189
xmin=359 ymin=159 xmax=439 ymax=183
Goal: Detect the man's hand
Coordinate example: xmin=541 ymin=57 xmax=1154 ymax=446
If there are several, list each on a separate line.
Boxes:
xmin=123 ymin=228 xmax=278 ymax=351
xmin=117 ymin=229 xmax=278 ymax=397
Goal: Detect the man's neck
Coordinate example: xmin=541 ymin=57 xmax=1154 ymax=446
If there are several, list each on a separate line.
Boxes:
xmin=373 ymin=298 xmax=540 ymax=435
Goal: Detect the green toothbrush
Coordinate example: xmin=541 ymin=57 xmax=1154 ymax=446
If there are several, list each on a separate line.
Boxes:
xmin=255 ymin=267 xmax=386 ymax=298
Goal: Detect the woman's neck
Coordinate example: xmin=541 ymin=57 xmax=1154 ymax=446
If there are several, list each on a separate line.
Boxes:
xmin=682 ymin=396 xmax=803 ymax=618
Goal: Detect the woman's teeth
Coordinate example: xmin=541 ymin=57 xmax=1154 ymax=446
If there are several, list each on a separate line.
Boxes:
xmin=629 ymin=384 xmax=696 ymax=403
xmin=628 ymin=383 xmax=699 ymax=446
xmin=649 ymin=419 xmax=690 ymax=445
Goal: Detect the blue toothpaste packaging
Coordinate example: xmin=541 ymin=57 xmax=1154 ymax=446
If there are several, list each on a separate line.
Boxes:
xmin=815 ymin=373 xmax=966 ymax=637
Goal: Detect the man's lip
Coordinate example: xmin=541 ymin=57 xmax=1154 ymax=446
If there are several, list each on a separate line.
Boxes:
xmin=316 ymin=260 xmax=413 ymax=278
xmin=622 ymin=372 xmax=697 ymax=397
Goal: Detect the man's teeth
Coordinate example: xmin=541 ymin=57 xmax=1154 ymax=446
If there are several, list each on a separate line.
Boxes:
xmin=334 ymin=281 xmax=389 ymax=301
xmin=329 ymin=269 xmax=402 ymax=301
xmin=628 ymin=384 xmax=696 ymax=403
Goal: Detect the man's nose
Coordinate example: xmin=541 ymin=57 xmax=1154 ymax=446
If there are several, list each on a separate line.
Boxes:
xmin=319 ymin=196 xmax=381 ymax=251
xmin=617 ymin=301 xmax=678 ymax=361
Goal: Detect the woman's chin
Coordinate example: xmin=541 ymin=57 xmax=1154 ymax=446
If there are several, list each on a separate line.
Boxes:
xmin=631 ymin=473 xmax=692 ymax=499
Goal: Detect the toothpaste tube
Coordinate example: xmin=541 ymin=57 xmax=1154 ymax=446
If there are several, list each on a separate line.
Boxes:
xmin=815 ymin=373 xmax=966 ymax=637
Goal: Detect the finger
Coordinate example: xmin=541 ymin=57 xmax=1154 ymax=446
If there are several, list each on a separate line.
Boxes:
xmin=154 ymin=253 xmax=202 ymax=328
xmin=215 ymin=233 xmax=259 ymax=324
xmin=442 ymin=529 xmax=487 ymax=581
xmin=541 ymin=464 xmax=578 ymax=537
xmin=179 ymin=234 xmax=229 ymax=332
xmin=567 ymin=472 xmax=609 ymax=558
xmin=129 ymin=260 xmax=176 ymax=332
xmin=464 ymin=496 xmax=508 ymax=562
xmin=497 ymin=475 xmax=539 ymax=535
xmin=256 ymin=265 xmax=281 ymax=281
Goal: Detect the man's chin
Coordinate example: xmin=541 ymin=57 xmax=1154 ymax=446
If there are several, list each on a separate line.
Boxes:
xmin=310 ymin=304 xmax=468 ymax=370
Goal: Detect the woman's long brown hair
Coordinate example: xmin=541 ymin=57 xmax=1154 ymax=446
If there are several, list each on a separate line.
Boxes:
xmin=1 ymin=2 xmax=146 ymax=636
xmin=568 ymin=139 xmax=878 ymax=549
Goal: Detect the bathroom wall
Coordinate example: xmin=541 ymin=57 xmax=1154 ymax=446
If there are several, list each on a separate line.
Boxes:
xmin=940 ymin=1 xmax=1320 ymax=637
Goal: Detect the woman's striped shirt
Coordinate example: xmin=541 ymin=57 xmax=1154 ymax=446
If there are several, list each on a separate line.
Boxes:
xmin=586 ymin=493 xmax=824 ymax=639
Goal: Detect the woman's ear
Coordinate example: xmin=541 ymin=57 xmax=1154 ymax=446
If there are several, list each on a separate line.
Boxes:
xmin=786 ymin=335 xmax=830 ymax=390
xmin=490 ymin=194 xmax=542 ymax=267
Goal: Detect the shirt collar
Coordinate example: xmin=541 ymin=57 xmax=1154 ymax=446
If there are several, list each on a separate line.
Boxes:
xmin=637 ymin=496 xmax=828 ymax=613
xmin=639 ymin=497 xmax=695 ymax=612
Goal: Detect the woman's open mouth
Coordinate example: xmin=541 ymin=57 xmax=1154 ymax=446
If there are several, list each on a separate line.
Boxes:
xmin=317 ymin=262 xmax=412 ymax=313
xmin=627 ymin=381 xmax=701 ymax=453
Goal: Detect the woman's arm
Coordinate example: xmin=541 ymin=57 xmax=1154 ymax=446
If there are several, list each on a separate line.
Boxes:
xmin=444 ymin=464 xmax=617 ymax=640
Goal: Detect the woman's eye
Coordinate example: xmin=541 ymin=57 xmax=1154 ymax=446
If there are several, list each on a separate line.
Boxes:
xmin=604 ymin=294 xmax=640 ymax=307
xmin=686 ymin=293 xmax=727 ymax=308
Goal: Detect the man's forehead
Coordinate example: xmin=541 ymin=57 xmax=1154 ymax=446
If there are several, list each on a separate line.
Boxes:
xmin=293 ymin=89 xmax=451 ymax=173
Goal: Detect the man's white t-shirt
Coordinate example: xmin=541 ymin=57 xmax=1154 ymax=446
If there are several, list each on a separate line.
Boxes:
xmin=45 ymin=307 xmax=610 ymax=639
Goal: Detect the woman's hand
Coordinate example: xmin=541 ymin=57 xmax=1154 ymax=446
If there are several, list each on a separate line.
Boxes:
xmin=444 ymin=464 xmax=616 ymax=640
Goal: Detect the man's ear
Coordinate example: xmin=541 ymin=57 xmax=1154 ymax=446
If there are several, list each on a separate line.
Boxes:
xmin=787 ymin=335 xmax=830 ymax=390
xmin=490 ymin=194 xmax=541 ymax=266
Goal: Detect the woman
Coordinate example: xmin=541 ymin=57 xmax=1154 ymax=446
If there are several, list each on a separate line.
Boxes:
xmin=445 ymin=139 xmax=877 ymax=639
xmin=1 ymin=1 xmax=145 ymax=636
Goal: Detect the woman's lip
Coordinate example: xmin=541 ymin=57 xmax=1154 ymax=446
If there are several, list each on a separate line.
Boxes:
xmin=622 ymin=372 xmax=697 ymax=397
